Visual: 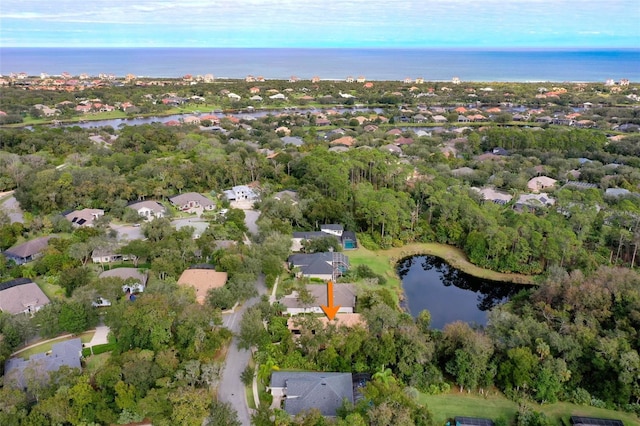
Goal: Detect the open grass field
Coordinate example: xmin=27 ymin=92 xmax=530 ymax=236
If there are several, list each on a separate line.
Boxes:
xmin=421 ymin=391 xmax=640 ymax=425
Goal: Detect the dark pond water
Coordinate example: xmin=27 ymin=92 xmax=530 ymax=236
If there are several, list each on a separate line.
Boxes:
xmin=398 ymin=255 xmax=532 ymax=330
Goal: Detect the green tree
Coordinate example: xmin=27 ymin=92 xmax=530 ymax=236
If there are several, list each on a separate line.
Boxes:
xmin=207 ymin=399 xmax=241 ymax=426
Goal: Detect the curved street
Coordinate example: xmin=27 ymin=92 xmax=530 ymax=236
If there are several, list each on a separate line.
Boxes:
xmin=218 ymin=274 xmax=268 ymax=426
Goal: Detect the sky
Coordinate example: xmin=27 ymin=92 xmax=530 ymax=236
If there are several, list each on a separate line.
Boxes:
xmin=1 ymin=0 xmax=639 ymax=48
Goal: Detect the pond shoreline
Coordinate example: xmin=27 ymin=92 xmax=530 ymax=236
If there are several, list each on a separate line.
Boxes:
xmin=379 ymin=242 xmax=538 ymax=285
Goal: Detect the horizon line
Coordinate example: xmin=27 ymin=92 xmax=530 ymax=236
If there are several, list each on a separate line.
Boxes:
xmin=2 ymin=46 xmax=639 ymax=51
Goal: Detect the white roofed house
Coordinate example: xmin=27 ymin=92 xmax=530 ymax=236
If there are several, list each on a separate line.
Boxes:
xmin=64 ymin=208 xmax=104 ymax=227
xmin=127 ymin=200 xmax=166 ymax=220
xmin=527 ymin=176 xmax=557 ymax=193
xmin=223 ymin=185 xmax=258 ymax=202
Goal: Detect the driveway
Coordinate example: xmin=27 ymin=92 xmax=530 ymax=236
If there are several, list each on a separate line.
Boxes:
xmin=218 ymin=274 xmax=268 ymax=426
xmin=243 ymin=209 xmax=260 ymax=236
xmin=171 ymin=218 xmax=209 ymax=238
xmin=109 ymin=224 xmax=144 ymax=241
xmin=0 ymin=194 xmax=24 ymax=224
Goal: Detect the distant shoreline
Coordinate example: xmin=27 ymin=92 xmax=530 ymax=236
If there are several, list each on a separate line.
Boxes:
xmin=2 ymin=47 xmax=638 ymax=82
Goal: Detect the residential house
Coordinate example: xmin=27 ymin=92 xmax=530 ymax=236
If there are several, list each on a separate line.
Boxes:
xmin=287 ymin=252 xmax=350 ymax=281
xmin=4 ymin=338 xmax=82 ymax=389
xmin=605 ymin=188 xmax=635 ymax=198
xmin=91 ymin=248 xmax=131 ymax=264
xmin=274 ymin=190 xmax=299 ymax=204
xmin=127 ymin=200 xmax=166 ymax=220
xmin=281 ymin=136 xmax=304 ymax=146
xmin=177 ymin=268 xmax=228 ymax=305
xmin=381 ymin=144 xmax=402 ymax=155
xmin=3 ymin=236 xmax=52 ymax=265
xmin=64 ymin=208 xmax=104 ymax=227
xmin=527 ymin=176 xmax=557 ymax=192
xmin=451 ymin=167 xmax=475 ymax=177
xmin=287 ymin=313 xmax=366 ymax=335
xmin=0 ymin=278 xmax=50 ymax=315
xmin=269 ymin=372 xmax=354 ymax=417
xmin=330 ymin=136 xmax=356 ymax=148
xmin=98 ymin=267 xmax=148 ymax=294
xmin=223 ymin=185 xmax=258 ymax=202
xmin=515 ymin=193 xmax=556 ymax=211
xmin=279 ymin=283 xmax=357 ymax=315
xmin=473 ymin=187 xmax=513 ymax=205
xmin=169 ymin=192 xmax=215 ymax=213
xmin=292 ymin=224 xmax=357 ymax=251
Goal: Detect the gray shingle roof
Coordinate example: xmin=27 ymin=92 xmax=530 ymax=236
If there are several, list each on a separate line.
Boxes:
xmin=270 ymin=372 xmax=353 ymax=416
xmin=4 ymin=338 xmax=82 ymax=389
xmin=4 ymin=236 xmax=52 ymax=259
xmin=280 ymin=283 xmax=357 ymax=310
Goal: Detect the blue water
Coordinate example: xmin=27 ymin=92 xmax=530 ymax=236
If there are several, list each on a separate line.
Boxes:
xmin=1 ymin=48 xmax=639 ymax=82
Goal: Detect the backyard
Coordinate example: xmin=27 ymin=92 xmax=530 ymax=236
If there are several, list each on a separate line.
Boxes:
xmin=421 ymin=391 xmax=639 ymax=424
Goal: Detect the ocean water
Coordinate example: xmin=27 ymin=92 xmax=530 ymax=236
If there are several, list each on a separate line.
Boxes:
xmin=0 ymin=47 xmax=638 ymax=82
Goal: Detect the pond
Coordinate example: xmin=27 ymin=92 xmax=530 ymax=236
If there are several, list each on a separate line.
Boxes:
xmin=398 ymin=255 xmax=532 ymax=330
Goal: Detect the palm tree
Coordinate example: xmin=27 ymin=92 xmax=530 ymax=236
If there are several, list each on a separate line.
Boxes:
xmin=372 ymin=364 xmax=395 ymax=385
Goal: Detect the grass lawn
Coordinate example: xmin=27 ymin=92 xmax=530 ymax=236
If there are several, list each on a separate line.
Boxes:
xmin=15 ymin=331 xmax=95 ymax=359
xmin=84 ymin=352 xmax=111 ymax=373
xmin=421 ymin=391 xmax=639 ymax=425
xmin=35 ymin=278 xmax=65 ymax=300
xmin=421 ymin=391 xmax=518 ymax=423
xmin=347 ymin=242 xmax=536 ymax=295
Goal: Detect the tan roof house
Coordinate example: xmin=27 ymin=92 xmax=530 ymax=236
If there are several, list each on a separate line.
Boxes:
xmin=330 ymin=136 xmax=356 ymax=147
xmin=177 ymin=268 xmax=228 ymax=304
xmin=0 ymin=278 xmax=50 ymax=315
xmin=65 ymin=208 xmax=104 ymax=227
xmin=527 ymin=176 xmax=557 ymax=192
xmin=169 ymin=192 xmax=215 ymax=213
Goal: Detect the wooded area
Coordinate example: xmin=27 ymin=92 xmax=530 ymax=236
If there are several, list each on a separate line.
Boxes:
xmin=1 ymin=78 xmax=640 ymax=425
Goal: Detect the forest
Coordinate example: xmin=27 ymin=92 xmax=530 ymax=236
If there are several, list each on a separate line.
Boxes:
xmin=1 ymin=79 xmax=640 ymax=425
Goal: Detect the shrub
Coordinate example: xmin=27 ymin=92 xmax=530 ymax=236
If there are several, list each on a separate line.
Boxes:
xmin=570 ymin=387 xmax=591 ymax=405
xmin=357 ymin=233 xmax=379 ymax=250
xmin=92 ymin=342 xmax=117 ymax=355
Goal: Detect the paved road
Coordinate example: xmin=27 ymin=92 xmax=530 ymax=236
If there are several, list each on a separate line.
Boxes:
xmin=242 ymin=210 xmax=260 ymax=235
xmin=0 ymin=194 xmax=24 ymax=224
xmin=218 ymin=274 xmax=268 ymax=426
